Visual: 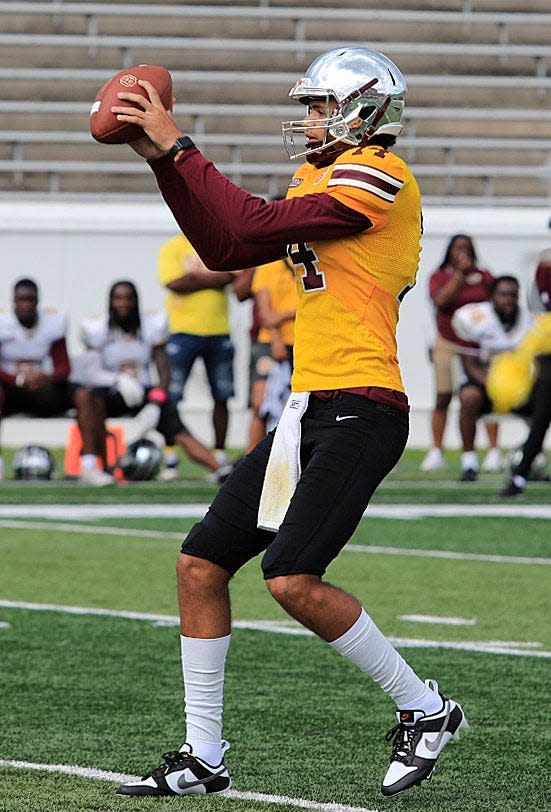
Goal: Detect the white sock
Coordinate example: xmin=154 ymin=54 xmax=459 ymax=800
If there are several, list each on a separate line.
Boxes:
xmin=180 ymin=633 xmax=231 ymax=765
xmin=461 ymin=451 xmax=478 ymax=471
xmin=513 ymin=475 xmax=527 ymax=487
xmin=329 ymin=609 xmax=440 ymax=712
xmin=80 ymin=453 xmax=98 ymax=472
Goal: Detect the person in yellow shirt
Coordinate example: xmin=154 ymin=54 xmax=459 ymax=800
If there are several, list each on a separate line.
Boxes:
xmin=248 ymin=257 xmax=297 ymax=448
xmin=158 ymin=234 xmax=235 ymax=460
xmin=114 ymin=46 xmax=467 ymax=800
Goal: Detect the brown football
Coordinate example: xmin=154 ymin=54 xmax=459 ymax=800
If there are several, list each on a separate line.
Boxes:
xmin=90 ymin=64 xmax=173 ymax=144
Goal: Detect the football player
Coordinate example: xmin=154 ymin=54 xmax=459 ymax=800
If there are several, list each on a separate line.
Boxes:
xmin=79 ymin=280 xmax=233 ymax=482
xmin=0 ymin=277 xmax=112 ymax=485
xmin=497 ymin=252 xmax=551 ymax=496
xmin=452 ymin=275 xmax=533 ymax=482
xmin=112 ymin=47 xmax=467 ymax=798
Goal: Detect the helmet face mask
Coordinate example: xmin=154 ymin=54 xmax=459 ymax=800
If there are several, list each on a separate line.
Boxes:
xmin=282 ymin=47 xmax=407 ymax=162
xmin=12 ymin=445 xmax=55 ymax=480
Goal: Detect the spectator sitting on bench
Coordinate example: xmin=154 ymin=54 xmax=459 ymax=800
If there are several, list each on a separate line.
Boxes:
xmin=0 ymin=277 xmax=113 ymax=485
xmin=452 ymin=275 xmax=533 ymax=483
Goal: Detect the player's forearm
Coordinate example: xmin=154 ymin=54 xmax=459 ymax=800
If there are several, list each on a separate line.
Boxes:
xmin=150 ymin=154 xmax=285 ymax=270
xmin=149 ymin=151 xmax=371 ymax=270
xmin=168 ymin=271 xmax=234 ymax=292
xmin=50 ymin=339 xmax=71 ymax=382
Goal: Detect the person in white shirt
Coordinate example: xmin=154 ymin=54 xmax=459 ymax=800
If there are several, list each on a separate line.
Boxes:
xmin=80 ymin=280 xmax=232 ymax=482
xmin=0 ymin=277 xmax=112 ymax=485
xmin=452 ymin=275 xmax=532 ymax=482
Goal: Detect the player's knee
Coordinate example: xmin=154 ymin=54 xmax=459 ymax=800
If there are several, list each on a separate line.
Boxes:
xmin=435 ymin=392 xmax=452 ymax=411
xmin=460 ymin=386 xmax=481 ymax=413
xmin=265 ymin=573 xmax=318 ymax=612
xmin=177 ymin=552 xmax=228 ymax=591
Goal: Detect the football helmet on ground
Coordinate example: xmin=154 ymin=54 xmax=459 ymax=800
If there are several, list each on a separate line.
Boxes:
xmin=12 ymin=445 xmax=55 ymax=480
xmin=282 ymin=46 xmax=407 ymax=162
xmin=117 ymin=438 xmax=162 ymax=481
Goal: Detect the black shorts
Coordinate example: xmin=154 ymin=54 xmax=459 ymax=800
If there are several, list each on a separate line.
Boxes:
xmin=182 ymin=392 xmax=409 ymax=579
xmin=99 ymin=388 xmax=188 ymax=446
xmin=1 ymin=381 xmax=78 ymax=417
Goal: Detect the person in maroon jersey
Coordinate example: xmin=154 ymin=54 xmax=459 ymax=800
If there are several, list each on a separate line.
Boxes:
xmin=421 ymin=234 xmax=502 ymax=477
xmin=110 ymin=46 xmax=467 ymax=800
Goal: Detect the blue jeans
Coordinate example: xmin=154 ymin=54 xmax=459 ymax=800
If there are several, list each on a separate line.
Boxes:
xmin=166 ymin=332 xmax=235 ymax=404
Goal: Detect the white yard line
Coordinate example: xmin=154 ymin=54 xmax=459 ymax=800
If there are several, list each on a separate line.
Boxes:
xmin=397 ymin=614 xmax=477 ymax=626
xmin=346 ymin=544 xmax=551 ymax=566
xmin=1 ymin=519 xmax=548 ymax=566
xmin=0 ymin=759 xmax=381 ymax=812
xmin=0 ymin=519 xmax=183 ymax=539
xmin=0 ymin=600 xmax=549 ymax=658
xmin=1 ymin=503 xmax=551 ymax=519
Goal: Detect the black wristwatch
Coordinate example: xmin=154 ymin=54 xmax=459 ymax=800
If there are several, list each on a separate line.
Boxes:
xmin=167 ymin=136 xmax=195 ymax=159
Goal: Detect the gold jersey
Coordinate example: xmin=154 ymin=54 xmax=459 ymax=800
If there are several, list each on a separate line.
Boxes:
xmin=286 ymin=145 xmax=422 ymax=393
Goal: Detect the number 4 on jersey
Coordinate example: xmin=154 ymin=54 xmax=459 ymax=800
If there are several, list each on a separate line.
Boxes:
xmin=288 ymin=242 xmax=327 ymax=292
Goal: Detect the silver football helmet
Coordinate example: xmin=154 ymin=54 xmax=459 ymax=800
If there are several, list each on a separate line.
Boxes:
xmin=117 ymin=438 xmax=162 ymax=481
xmin=12 ymin=445 xmax=55 ymax=480
xmin=282 ymin=47 xmax=407 ymax=161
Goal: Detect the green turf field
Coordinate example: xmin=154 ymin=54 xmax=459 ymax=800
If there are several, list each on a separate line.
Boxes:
xmin=0 ymin=450 xmax=549 ymax=812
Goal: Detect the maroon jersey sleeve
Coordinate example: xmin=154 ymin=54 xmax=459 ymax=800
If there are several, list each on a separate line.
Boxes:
xmin=428 ymin=267 xmax=449 ymax=302
xmin=535 ymin=260 xmax=551 ymax=311
xmin=148 ymin=150 xmax=371 ymax=271
xmin=50 ymin=337 xmax=71 ymax=383
xmin=0 ymin=368 xmax=17 ymax=386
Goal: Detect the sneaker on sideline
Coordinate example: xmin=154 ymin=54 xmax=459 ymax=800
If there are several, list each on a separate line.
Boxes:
xmin=213 ymin=449 xmax=230 ymax=467
xmin=381 ymin=680 xmax=468 ymax=797
xmin=459 ymin=467 xmax=478 ymax=483
xmin=158 ymin=465 xmax=179 ymax=482
xmin=205 ymin=463 xmax=234 ymax=484
xmin=481 ymin=447 xmax=503 ymax=472
xmin=116 ymin=742 xmax=231 ymax=797
xmin=79 ymin=467 xmax=116 ymax=487
xmin=420 ymin=448 xmax=447 ymax=472
xmin=497 ymin=477 xmax=525 ymax=498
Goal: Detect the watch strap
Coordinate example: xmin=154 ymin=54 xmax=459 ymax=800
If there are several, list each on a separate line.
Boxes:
xmin=168 ymin=136 xmax=195 ymax=159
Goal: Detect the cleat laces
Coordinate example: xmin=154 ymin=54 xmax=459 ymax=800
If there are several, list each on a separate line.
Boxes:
xmin=145 ymin=750 xmax=194 ymax=780
xmin=385 ymin=702 xmax=451 ymax=763
xmin=385 ymin=722 xmax=419 ymax=764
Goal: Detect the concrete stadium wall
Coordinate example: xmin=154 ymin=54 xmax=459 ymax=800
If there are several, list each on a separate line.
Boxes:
xmin=0 ymin=198 xmax=550 ymax=450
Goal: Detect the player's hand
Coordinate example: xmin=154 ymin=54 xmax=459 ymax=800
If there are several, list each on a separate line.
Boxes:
xmin=111 ymin=80 xmax=182 ymax=154
xmin=24 ymin=370 xmax=51 ymax=390
xmin=455 ymin=250 xmax=472 ymax=275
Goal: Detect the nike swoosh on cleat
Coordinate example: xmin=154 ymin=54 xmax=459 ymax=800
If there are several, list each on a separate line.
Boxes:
xmin=335 ymin=415 xmax=359 ymax=421
xmin=425 ymin=703 xmax=452 ymax=752
xmin=177 ymin=768 xmax=226 ymax=790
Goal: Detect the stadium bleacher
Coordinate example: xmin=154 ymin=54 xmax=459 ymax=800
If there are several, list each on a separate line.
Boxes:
xmin=0 ymin=1 xmax=549 ymax=203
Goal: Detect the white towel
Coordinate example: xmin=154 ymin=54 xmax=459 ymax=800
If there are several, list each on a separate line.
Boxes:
xmin=257 ymin=391 xmax=310 ymax=532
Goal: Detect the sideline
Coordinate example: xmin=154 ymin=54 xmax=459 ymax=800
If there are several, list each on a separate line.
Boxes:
xmin=1 ymin=503 xmax=551 ymax=519
xmin=0 ymin=759 xmax=381 ymax=812
xmin=1 ymin=600 xmax=549 ymax=658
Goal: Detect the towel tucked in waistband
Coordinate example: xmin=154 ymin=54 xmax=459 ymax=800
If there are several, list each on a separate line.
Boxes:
xmin=257 ymin=391 xmax=310 ymax=532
